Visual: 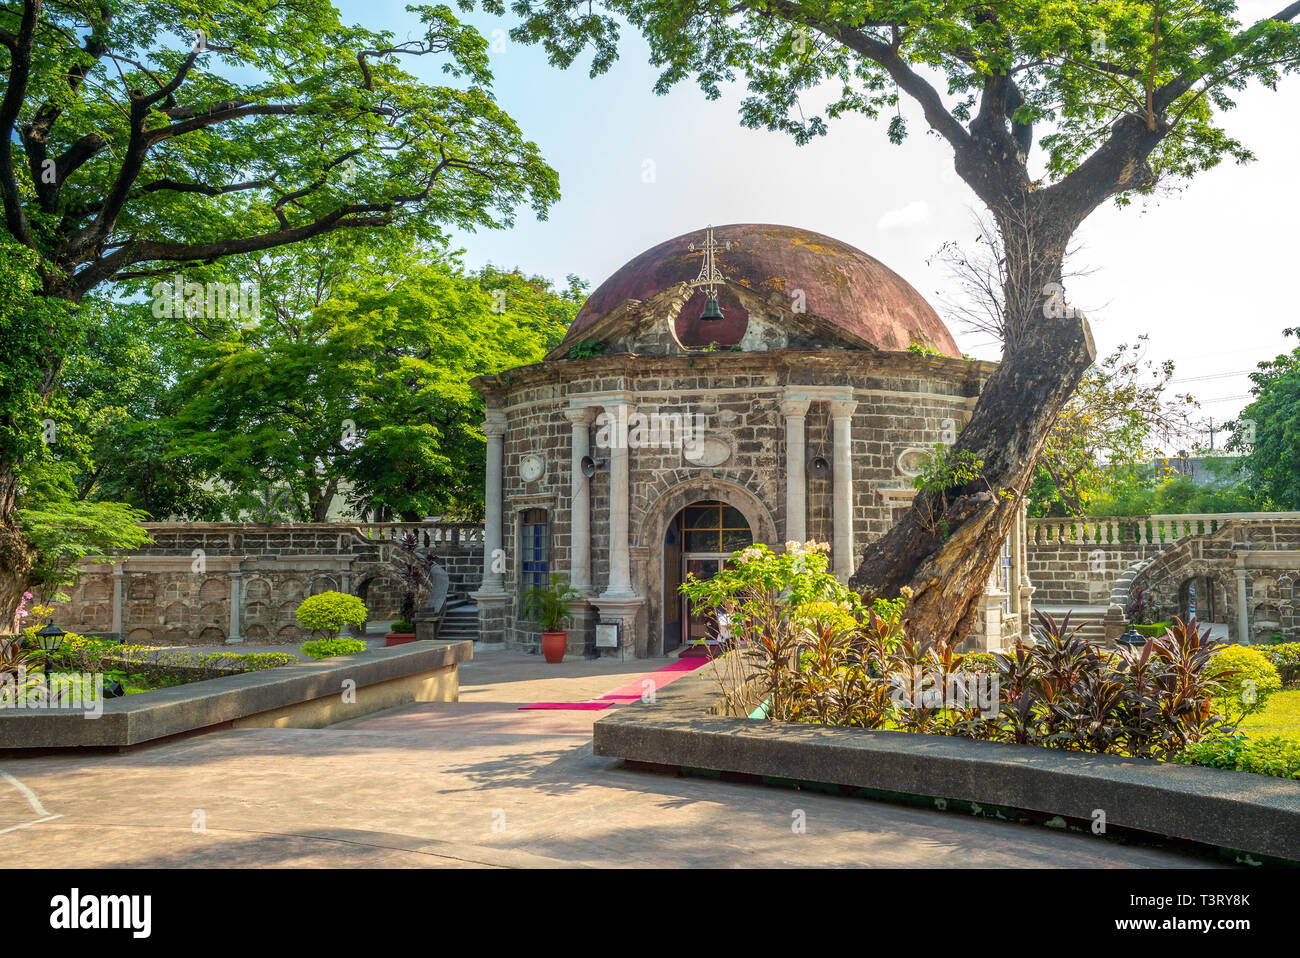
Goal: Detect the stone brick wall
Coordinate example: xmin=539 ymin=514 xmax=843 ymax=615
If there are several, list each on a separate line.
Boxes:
xmin=49 ymin=522 xmax=482 ymax=646
xmin=1026 ymin=541 xmax=1157 ymax=607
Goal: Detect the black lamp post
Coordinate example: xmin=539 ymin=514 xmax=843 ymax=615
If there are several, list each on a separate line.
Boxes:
xmin=35 ymin=622 xmax=65 ymax=693
xmin=1116 ymin=626 xmax=1145 ymax=647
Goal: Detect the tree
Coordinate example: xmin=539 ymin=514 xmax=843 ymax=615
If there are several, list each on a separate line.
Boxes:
xmin=164 ymin=240 xmax=577 ymax=522
xmin=1232 ymin=327 xmax=1300 ymax=509
xmin=1028 ymin=339 xmax=1196 ymax=516
xmin=491 ymin=0 xmax=1300 ymax=644
xmin=0 ymin=1 xmax=559 ymax=618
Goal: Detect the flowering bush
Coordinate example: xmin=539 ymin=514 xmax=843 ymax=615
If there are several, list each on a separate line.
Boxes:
xmin=679 ymin=540 xmax=859 ymax=716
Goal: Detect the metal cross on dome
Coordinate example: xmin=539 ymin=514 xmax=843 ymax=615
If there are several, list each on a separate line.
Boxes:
xmin=687 ymin=226 xmax=733 ymax=297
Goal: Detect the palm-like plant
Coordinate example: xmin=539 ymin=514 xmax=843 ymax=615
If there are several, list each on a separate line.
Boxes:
xmin=522 ymin=575 xmax=580 ymax=632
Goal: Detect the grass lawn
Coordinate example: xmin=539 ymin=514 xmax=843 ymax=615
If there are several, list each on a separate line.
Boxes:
xmin=1240 ymin=688 xmax=1300 ymax=742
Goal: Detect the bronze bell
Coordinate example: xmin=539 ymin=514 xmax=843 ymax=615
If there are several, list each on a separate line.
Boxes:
xmin=700 ymin=294 xmax=724 ymax=321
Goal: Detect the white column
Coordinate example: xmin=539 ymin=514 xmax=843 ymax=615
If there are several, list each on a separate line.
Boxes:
xmin=479 ymin=412 xmax=507 ymax=594
xmin=565 ymin=407 xmax=596 ymax=592
xmin=781 ymin=396 xmax=811 ymax=546
xmin=829 ymin=399 xmax=858 ymax=582
xmin=1235 ymin=555 xmax=1250 ymax=643
xmin=227 ymin=568 xmax=243 ymax=644
xmin=601 ymin=401 xmax=635 ymax=598
xmin=112 ymin=564 xmax=124 ymax=637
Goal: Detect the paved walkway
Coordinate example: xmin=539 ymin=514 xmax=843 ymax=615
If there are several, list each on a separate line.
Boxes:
xmin=0 ymin=651 xmax=1221 ymax=868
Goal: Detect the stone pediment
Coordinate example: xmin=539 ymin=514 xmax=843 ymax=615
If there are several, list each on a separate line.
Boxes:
xmin=547 ymin=279 xmax=879 ymax=360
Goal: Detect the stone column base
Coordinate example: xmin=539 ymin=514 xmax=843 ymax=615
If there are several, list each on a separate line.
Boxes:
xmin=471 ymin=591 xmax=510 ymax=647
xmin=566 ymin=598 xmax=597 ymax=657
xmin=591 ymin=595 xmax=647 ymax=658
xmin=414 ymin=609 xmax=441 ymax=642
xmin=1103 ymin=603 xmax=1128 ymax=645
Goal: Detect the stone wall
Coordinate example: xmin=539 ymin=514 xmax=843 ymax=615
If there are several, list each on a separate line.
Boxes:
xmin=49 ymin=522 xmax=482 ymax=646
xmin=1026 ymin=541 xmax=1157 ymax=607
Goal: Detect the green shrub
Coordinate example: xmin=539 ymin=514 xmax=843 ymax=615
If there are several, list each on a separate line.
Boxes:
xmin=295 ymin=591 xmax=367 ymax=639
xmin=1260 ymin=643 xmax=1300 ymax=687
xmin=389 ymin=619 xmax=415 ymax=633
xmin=46 ymin=632 xmax=117 ymax=671
xmin=300 ymin=638 xmax=368 ymax=660
xmin=1133 ymin=621 xmax=1172 ymax=638
xmin=194 ymin=651 xmax=297 ymax=672
xmin=957 ymin=651 xmax=998 ymax=672
xmin=1175 ymin=733 xmax=1300 ymax=780
xmin=1210 ymin=645 xmax=1283 ymax=726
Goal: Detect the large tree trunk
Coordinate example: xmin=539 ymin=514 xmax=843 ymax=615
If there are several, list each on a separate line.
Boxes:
xmin=0 ymin=458 xmax=34 ymax=631
xmin=850 ymin=197 xmax=1096 ymax=646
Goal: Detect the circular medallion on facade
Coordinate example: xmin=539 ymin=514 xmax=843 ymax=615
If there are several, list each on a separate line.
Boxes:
xmin=896 ymin=446 xmax=932 ymax=479
xmin=683 ymin=436 xmax=733 ymax=468
xmin=520 ymin=454 xmax=545 ymax=483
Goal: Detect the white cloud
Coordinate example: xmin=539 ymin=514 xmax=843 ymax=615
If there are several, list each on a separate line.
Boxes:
xmin=877 ymin=200 xmax=931 ymax=231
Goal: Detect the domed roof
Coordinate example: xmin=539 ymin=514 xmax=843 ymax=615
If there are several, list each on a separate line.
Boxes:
xmin=567 ymin=224 xmax=959 ymax=356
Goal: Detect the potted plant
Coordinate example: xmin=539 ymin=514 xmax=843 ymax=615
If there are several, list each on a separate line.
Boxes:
xmin=385 ymin=619 xmax=417 ymax=647
xmin=523 ymin=575 xmax=581 ymax=664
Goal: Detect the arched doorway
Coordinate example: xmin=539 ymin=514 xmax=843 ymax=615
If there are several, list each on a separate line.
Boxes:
xmin=1178 ymin=574 xmax=1219 ymax=623
xmin=663 ymin=500 xmax=754 ymax=654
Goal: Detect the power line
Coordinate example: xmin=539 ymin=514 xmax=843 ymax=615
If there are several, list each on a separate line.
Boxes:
xmin=1169 ymin=368 xmax=1254 ymax=384
xmin=1198 ymin=394 xmax=1252 ymax=404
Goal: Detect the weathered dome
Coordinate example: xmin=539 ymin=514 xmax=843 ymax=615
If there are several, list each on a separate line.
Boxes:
xmin=567 ymin=223 xmax=959 ymax=356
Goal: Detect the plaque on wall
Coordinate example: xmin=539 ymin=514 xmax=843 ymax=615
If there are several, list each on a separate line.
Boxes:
xmin=682 ymin=436 xmax=732 ymax=468
xmin=520 ymin=453 xmax=545 ymax=483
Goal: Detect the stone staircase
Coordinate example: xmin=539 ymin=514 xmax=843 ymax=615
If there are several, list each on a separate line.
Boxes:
xmin=437 ymin=599 xmax=479 ymax=643
xmin=1034 ymin=605 xmax=1107 ymax=644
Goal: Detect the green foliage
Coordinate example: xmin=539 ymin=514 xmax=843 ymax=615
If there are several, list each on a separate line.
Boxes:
xmin=389 ymin=620 xmax=415 ymax=634
xmin=913 ymin=446 xmax=983 ymax=493
xmin=742 ymin=608 xmax=1228 ymax=761
xmin=1232 ymin=328 xmax=1300 ymax=509
xmin=568 ymin=339 xmax=606 ymax=359
xmin=522 ymin=575 xmax=580 ymax=632
xmin=679 ymin=540 xmax=863 ymax=715
xmin=487 ymin=0 xmax=1300 ymax=195
xmin=1260 ymin=643 xmax=1300 ymax=687
xmin=1025 ymin=341 xmax=1223 ymax=518
xmin=1210 ymin=645 xmax=1283 ymax=726
xmin=160 ymin=238 xmax=578 ymax=522
xmin=1133 ymin=622 xmax=1173 ymax=637
xmin=1175 ymin=732 xmax=1300 ymax=780
xmin=295 ymin=592 xmax=368 ymax=639
xmin=905 ymin=342 xmax=942 ymax=357
xmin=0 ymin=240 xmax=82 ymax=477
xmin=300 ymin=638 xmax=368 ymax=660
xmin=16 ymin=470 xmax=151 ymax=601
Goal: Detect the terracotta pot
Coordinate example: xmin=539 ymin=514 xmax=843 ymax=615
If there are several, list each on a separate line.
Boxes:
xmin=384 ymin=632 xmax=417 ymax=647
xmin=541 ymin=631 xmax=568 ymax=664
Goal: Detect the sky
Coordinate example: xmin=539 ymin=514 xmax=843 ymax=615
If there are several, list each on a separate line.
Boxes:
xmin=337 ymin=1 xmax=1300 ymax=445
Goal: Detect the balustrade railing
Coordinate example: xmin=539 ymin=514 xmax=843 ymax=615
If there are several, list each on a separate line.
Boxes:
xmin=139 ymin=520 xmax=485 ymax=548
xmin=1026 ymin=512 xmax=1300 ymax=546
xmin=352 ymin=522 xmax=483 ymax=547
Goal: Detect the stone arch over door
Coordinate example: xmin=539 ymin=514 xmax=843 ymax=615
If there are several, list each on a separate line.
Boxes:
xmin=635 ymin=476 xmax=779 ymax=658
